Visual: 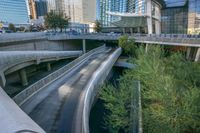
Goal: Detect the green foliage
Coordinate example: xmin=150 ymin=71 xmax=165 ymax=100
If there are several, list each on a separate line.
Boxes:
xmin=99 ymin=79 xmax=135 ymax=133
xmin=118 ymin=35 xmax=136 ymax=56
xmin=8 ymin=23 xmax=16 ymax=32
xmin=18 ymin=27 xmax=25 ymax=32
xmin=131 ymin=45 xmax=200 ymax=133
xmin=94 ymin=20 xmax=102 ymax=33
xmin=100 ymin=45 xmax=200 ymax=133
xmin=44 ymin=11 xmax=70 ymax=32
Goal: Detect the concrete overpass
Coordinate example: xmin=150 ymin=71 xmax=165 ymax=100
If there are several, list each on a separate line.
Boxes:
xmin=1 ymin=32 xmax=200 ymax=47
xmin=0 ymin=51 xmax=82 ymax=87
xmin=47 ymin=33 xmax=200 ymax=47
xmin=1 ymin=32 xmax=200 ymax=61
xmin=3 ymin=45 xmax=121 ymax=133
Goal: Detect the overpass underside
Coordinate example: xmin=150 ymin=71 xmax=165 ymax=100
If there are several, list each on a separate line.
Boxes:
xmin=19 ymin=47 xmax=121 ymax=133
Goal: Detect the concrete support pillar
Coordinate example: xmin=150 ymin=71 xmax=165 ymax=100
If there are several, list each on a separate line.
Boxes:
xmin=0 ymin=72 xmax=6 ymax=87
xmin=147 ymin=0 xmax=153 ymax=34
xmin=145 ymin=44 xmax=149 ymax=53
xmin=130 ymin=28 xmax=133 ymax=35
xmin=195 ymin=48 xmax=200 ymax=62
xmin=137 ymin=27 xmax=141 ymax=33
xmin=82 ymin=39 xmax=86 ymax=54
xmin=19 ymin=69 xmax=28 ymax=86
xmin=155 ymin=21 xmax=161 ymax=34
xmin=186 ymin=47 xmax=191 ymax=60
xmin=123 ymin=28 xmax=126 ymax=34
xmin=47 ymin=63 xmax=51 ymax=71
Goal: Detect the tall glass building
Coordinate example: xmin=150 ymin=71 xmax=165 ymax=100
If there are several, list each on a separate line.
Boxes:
xmin=0 ymin=0 xmax=29 ymax=24
xmin=161 ymin=0 xmax=200 ymax=34
xmin=97 ymin=0 xmax=165 ymax=34
xmin=35 ymin=0 xmax=48 ymax=18
xmin=188 ymin=0 xmax=200 ymax=34
xmin=161 ymin=2 xmax=188 ymax=34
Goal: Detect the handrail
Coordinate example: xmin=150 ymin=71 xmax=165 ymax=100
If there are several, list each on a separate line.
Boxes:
xmin=13 ymin=45 xmax=106 ymax=106
xmin=82 ymin=47 xmax=122 ymax=133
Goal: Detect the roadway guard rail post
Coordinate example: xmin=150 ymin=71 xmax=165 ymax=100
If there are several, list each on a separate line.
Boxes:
xmin=82 ymin=47 xmax=122 ymax=133
xmin=13 ymin=45 xmax=106 ymax=106
xmin=131 ymin=81 xmax=143 ymax=133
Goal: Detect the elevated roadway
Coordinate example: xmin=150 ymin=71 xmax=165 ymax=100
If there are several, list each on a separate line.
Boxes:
xmin=1 ymin=32 xmax=200 ymax=47
xmin=13 ymin=46 xmax=121 ymax=133
xmin=48 ymin=33 xmax=200 ymax=47
xmin=0 ymin=51 xmax=82 ymax=87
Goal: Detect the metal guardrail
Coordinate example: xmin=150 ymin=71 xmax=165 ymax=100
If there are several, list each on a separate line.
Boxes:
xmin=13 ymin=45 xmax=106 ymax=106
xmin=131 ymin=81 xmax=142 ymax=133
xmin=83 ymin=47 xmax=122 ymax=133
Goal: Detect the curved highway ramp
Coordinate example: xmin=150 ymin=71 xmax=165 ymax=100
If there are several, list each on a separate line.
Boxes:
xmin=18 ymin=46 xmax=121 ymax=133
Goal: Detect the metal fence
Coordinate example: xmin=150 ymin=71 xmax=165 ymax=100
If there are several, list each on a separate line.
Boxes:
xmin=13 ymin=45 xmax=106 ymax=106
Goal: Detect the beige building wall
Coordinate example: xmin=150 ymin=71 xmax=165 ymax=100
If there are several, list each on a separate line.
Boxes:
xmin=47 ymin=0 xmax=56 ymax=12
xmin=82 ymin=0 xmax=96 ymax=24
xmin=28 ymin=0 xmax=37 ymax=20
xmin=63 ymin=0 xmax=96 ymax=24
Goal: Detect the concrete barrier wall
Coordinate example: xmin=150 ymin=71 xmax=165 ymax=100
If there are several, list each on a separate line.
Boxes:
xmin=82 ymin=47 xmax=122 ymax=133
xmin=13 ymin=45 xmax=106 ymax=106
xmin=0 ymin=40 xmax=83 ymax=51
xmin=0 ymin=32 xmax=46 ymax=44
xmin=0 ymin=87 xmax=45 ymax=133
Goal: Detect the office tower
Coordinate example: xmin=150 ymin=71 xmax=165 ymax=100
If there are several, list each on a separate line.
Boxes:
xmin=0 ymin=0 xmax=29 ymax=24
xmin=97 ymin=0 xmax=164 ymax=34
xmin=35 ymin=0 xmax=48 ymax=18
xmin=161 ymin=0 xmax=200 ymax=34
xmin=28 ymin=0 xmax=37 ymax=20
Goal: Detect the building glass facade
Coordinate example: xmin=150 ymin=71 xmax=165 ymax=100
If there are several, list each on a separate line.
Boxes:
xmin=161 ymin=5 xmax=188 ymax=34
xmin=188 ymin=0 xmax=200 ymax=34
xmin=0 ymin=0 xmax=29 ymax=24
xmin=97 ymin=0 xmax=147 ymax=26
xmin=35 ymin=0 xmax=48 ymax=18
xmin=161 ymin=0 xmax=200 ymax=34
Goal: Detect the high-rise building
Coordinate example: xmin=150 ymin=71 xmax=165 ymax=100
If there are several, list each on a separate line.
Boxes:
xmin=47 ymin=0 xmax=56 ymax=12
xmin=35 ymin=0 xmax=48 ymax=18
xmin=55 ymin=0 xmax=96 ymax=24
xmin=28 ymin=0 xmax=37 ymax=20
xmin=97 ymin=0 xmax=165 ymax=34
xmin=161 ymin=2 xmax=188 ymax=34
xmin=0 ymin=0 xmax=29 ymax=24
xmin=188 ymin=0 xmax=200 ymax=34
xmin=161 ymin=0 xmax=200 ymax=34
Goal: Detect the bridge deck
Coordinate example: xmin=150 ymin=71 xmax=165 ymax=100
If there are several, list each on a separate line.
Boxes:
xmin=20 ymin=48 xmax=114 ymax=133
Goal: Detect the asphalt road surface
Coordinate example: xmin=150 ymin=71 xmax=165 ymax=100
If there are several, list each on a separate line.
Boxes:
xmin=21 ymin=48 xmax=114 ymax=133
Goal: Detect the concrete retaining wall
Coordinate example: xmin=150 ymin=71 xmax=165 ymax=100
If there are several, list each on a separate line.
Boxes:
xmin=82 ymin=47 xmax=122 ymax=133
xmin=0 ymin=39 xmax=83 ymax=51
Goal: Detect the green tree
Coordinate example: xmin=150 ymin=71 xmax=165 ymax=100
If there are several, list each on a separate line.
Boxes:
xmin=118 ymin=35 xmax=136 ymax=56
xmin=18 ymin=26 xmax=25 ymax=32
xmin=99 ymin=79 xmax=134 ymax=133
xmin=99 ymin=45 xmax=200 ymax=133
xmin=45 ymin=11 xmax=70 ymax=32
xmin=94 ymin=20 xmax=102 ymax=33
xmin=130 ymin=46 xmax=200 ymax=133
xmin=8 ymin=23 xmax=16 ymax=32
